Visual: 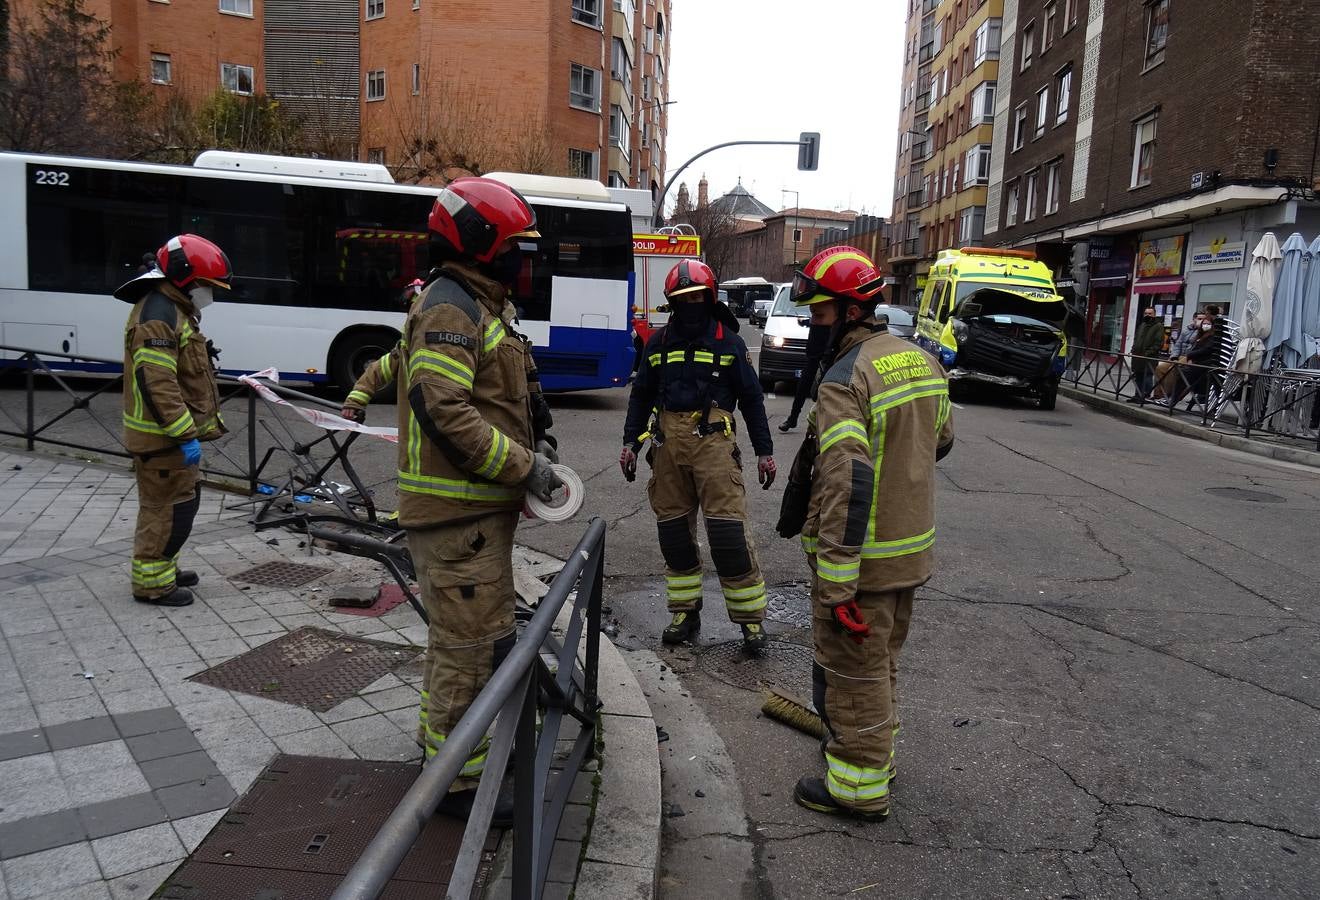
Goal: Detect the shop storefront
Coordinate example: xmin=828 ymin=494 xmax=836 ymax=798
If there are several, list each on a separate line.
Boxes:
xmin=1128 ymin=234 xmax=1188 ymax=353
xmin=1085 ymin=237 xmax=1135 ymax=353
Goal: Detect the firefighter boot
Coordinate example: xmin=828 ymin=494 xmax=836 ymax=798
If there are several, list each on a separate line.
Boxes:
xmin=437 ymin=785 xmax=514 ymax=828
xmin=662 ymin=600 xmax=702 ymax=645
xmin=740 ymin=622 xmax=768 ymax=653
xmin=134 ymin=586 xmax=194 ymax=608
xmin=794 ymin=776 xmax=890 ymax=822
xmin=177 ymin=570 xmax=200 ymax=588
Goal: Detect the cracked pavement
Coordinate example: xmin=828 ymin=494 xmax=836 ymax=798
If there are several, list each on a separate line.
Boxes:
xmin=9 ymin=359 xmax=1318 ymax=897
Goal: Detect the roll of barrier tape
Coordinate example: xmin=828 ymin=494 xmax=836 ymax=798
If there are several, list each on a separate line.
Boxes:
xmin=524 ymin=464 xmax=584 ymax=522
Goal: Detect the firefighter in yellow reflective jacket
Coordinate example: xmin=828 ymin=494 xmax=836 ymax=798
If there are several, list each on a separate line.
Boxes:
xmin=339 ymin=279 xmax=421 ymax=422
xmin=786 ymin=246 xmax=954 ymax=821
xmin=115 ymin=235 xmax=231 ymax=608
xmin=400 ymin=178 xmax=560 ymax=825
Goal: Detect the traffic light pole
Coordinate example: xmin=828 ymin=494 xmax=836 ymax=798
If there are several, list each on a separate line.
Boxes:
xmin=652 ymin=137 xmax=815 ymax=229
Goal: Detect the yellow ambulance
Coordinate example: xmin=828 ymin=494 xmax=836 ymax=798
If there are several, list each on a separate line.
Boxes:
xmin=915 ymin=247 xmax=1069 ymax=410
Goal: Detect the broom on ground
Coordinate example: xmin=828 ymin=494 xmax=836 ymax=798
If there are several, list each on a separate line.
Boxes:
xmin=760 ymin=685 xmax=826 ymax=739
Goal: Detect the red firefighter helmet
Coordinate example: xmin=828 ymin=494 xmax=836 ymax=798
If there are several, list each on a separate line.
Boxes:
xmin=663 ymin=259 xmax=718 ymax=302
xmin=155 ymin=234 xmax=232 ymax=290
xmin=428 ymin=177 xmax=541 ymax=264
xmin=790 ymin=246 xmax=884 ymax=306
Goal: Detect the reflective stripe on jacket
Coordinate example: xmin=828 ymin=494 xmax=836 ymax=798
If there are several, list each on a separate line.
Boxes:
xmin=803 ymin=322 xmax=954 ymax=603
xmin=122 ymin=285 xmax=225 ymax=455
xmin=395 ymin=263 xmax=538 ymax=528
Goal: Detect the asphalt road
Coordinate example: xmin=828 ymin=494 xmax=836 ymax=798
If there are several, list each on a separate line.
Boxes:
xmin=6 ymin=327 xmax=1320 ymax=898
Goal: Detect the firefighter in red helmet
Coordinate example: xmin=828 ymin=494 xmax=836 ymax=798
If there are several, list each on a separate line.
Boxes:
xmin=399 ymin=177 xmax=560 ymax=825
xmin=779 ymin=246 xmax=954 ymax=821
xmin=621 ymin=259 xmax=776 ymax=651
xmin=115 ymin=234 xmax=231 ymax=607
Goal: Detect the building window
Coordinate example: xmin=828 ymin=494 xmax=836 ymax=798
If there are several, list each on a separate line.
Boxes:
xmin=642 ymin=76 xmax=652 ymax=100
xmin=366 ymin=0 xmax=384 ymax=19
xmin=568 ymin=148 xmax=597 ymax=179
xmin=973 ymin=17 xmax=1001 ymax=67
xmin=569 ymin=63 xmax=600 ymax=111
xmin=413 ymin=0 xmax=420 ymax=8
xmin=219 ymin=0 xmax=252 ymax=15
xmin=221 ymin=62 xmax=254 ymax=95
xmin=608 ymin=170 xmax=626 ymax=188
xmin=1034 ymin=86 xmax=1050 ymax=138
xmin=611 ymin=37 xmax=630 ymax=81
xmin=965 ymin=144 xmax=992 ymax=185
xmin=1005 ymin=181 xmax=1021 ymax=227
xmin=1144 ymin=0 xmax=1169 ymax=68
xmin=411 ymin=63 xmax=420 ymax=95
xmin=1020 ymin=21 xmax=1035 ymax=71
xmin=1024 ymin=170 xmax=1039 ymax=221
xmin=1043 ymin=2 xmax=1057 ymax=49
xmin=1131 ymin=112 xmax=1158 ymax=187
xmin=970 ymin=81 xmax=995 ymax=124
xmin=1013 ymin=103 xmax=1029 ymax=151
xmin=571 ymin=0 xmax=600 ymax=27
xmin=1055 ymin=66 xmax=1072 ymax=124
xmin=609 ymin=104 xmax=630 ymax=157
xmin=150 ymin=53 xmax=171 ymax=85
xmin=366 ymin=69 xmax=385 ymax=101
xmin=1044 ymin=158 xmax=1063 ymax=214
xmin=1065 ymin=0 xmax=1079 ymax=29
xmin=958 ymin=206 xmax=986 ymax=244
xmin=367 ymin=147 xmax=385 ymax=165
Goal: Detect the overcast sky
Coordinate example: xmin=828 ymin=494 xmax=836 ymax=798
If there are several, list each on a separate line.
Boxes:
xmin=663 ymin=0 xmax=907 ymax=220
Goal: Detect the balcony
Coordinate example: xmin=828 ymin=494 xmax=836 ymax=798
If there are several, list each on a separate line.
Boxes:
xmin=919 ymin=42 xmax=933 ymax=63
xmin=916 ymin=92 xmax=930 ymax=112
xmin=904 ymin=238 xmax=921 ymax=256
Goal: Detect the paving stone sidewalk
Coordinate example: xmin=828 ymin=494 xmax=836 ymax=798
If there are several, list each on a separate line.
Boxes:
xmin=0 ymin=449 xmax=601 ymax=899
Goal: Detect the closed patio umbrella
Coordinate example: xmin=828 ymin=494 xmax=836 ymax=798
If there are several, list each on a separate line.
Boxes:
xmin=1235 ymin=232 xmax=1281 ymax=372
xmin=1265 ymin=233 xmax=1309 ymax=370
xmin=1301 ymin=235 xmax=1320 ymax=365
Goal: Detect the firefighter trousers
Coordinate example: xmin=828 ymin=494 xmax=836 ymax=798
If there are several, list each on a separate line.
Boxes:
xmin=810 ymin=579 xmax=915 ymax=814
xmin=131 ymin=453 xmax=200 ymax=600
xmin=645 ymin=410 xmax=766 ymax=623
xmin=407 ymin=510 xmax=518 ymax=792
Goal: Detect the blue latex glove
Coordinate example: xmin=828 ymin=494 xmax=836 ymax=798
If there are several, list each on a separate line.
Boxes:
xmin=180 ymin=439 xmax=202 ymax=466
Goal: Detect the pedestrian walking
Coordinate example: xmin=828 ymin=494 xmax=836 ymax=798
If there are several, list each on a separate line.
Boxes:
xmin=621 ymin=259 xmax=776 ymax=651
xmin=397 ymin=177 xmax=561 ymax=823
xmin=115 ymin=235 xmax=230 ymax=607
xmin=779 ymin=321 xmax=831 ymax=432
xmin=1128 ymin=306 xmax=1165 ymax=402
xmin=783 ymin=246 xmax=954 ymax=821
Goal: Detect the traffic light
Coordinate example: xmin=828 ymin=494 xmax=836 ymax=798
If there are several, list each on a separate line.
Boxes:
xmin=797 ymin=132 xmax=820 ymax=171
xmin=1069 ymin=241 xmax=1090 ymax=299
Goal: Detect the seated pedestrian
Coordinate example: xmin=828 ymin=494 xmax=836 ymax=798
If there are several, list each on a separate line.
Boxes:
xmin=1128 ymin=306 xmax=1166 ymax=402
xmin=1151 ymin=314 xmax=1202 ymax=402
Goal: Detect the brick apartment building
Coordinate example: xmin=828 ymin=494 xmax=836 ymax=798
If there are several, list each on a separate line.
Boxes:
xmin=727 ymin=207 xmax=857 ymax=283
xmin=984 ymin=0 xmax=1320 ymax=354
xmin=5 ymin=0 xmax=670 ymax=193
xmin=889 ymin=0 xmax=1006 ymax=305
xmin=812 ymin=215 xmax=893 ymax=282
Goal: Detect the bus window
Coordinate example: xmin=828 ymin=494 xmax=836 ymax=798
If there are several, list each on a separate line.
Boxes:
xmin=26 ymin=165 xmax=173 ymax=294
xmin=513 ymin=204 xmax=632 ymax=323
xmin=182 ymin=176 xmax=297 ymax=307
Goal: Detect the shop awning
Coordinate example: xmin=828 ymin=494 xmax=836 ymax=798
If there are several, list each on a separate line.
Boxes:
xmin=1133 ymin=277 xmax=1185 ymax=294
xmin=1090 ymin=275 xmax=1129 ymax=288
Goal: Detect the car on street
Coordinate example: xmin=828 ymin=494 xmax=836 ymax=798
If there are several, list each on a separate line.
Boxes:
xmin=757 ymin=283 xmax=810 ymax=391
xmin=749 ymin=289 xmax=780 ymax=329
xmin=875 ymin=304 xmax=918 ymax=340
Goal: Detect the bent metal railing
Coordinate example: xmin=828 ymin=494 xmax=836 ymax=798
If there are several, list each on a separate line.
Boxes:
xmin=331 ymin=516 xmax=606 ymax=900
xmin=0 ymin=345 xmax=385 ymax=517
xmin=1063 ymin=346 xmax=1320 ymax=452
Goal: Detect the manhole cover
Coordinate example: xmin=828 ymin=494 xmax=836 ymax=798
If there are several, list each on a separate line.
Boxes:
xmin=160 ymin=755 xmax=495 ymax=899
xmin=696 ymin=639 xmax=814 ymax=693
xmin=235 ymin=561 xmax=333 ymax=588
xmin=1205 ymin=487 xmax=1286 ymax=503
xmin=765 ymin=582 xmax=812 ymax=627
xmin=1020 ymin=419 xmax=1073 ymax=427
xmin=189 ymin=627 xmax=420 ymax=711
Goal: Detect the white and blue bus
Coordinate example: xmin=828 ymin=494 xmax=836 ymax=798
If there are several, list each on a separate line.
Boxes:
xmin=0 ymin=151 xmax=635 ymax=392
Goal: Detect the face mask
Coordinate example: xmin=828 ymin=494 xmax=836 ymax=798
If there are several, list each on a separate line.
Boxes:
xmin=1201 ymin=323 xmax=1213 ymax=332
xmin=672 ymin=300 xmax=710 ymax=331
xmin=491 ymin=246 xmax=524 ymax=288
xmin=189 ymin=284 xmax=214 ymax=311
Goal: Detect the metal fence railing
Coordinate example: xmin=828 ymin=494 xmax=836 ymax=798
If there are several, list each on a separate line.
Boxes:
xmin=1063 ymin=346 xmax=1320 ymax=452
xmin=330 ymin=516 xmax=606 ymax=900
xmin=0 ymin=346 xmax=388 ymax=517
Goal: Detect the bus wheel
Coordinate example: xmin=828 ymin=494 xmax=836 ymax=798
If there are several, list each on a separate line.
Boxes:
xmin=330 ymin=329 xmax=399 ymax=393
